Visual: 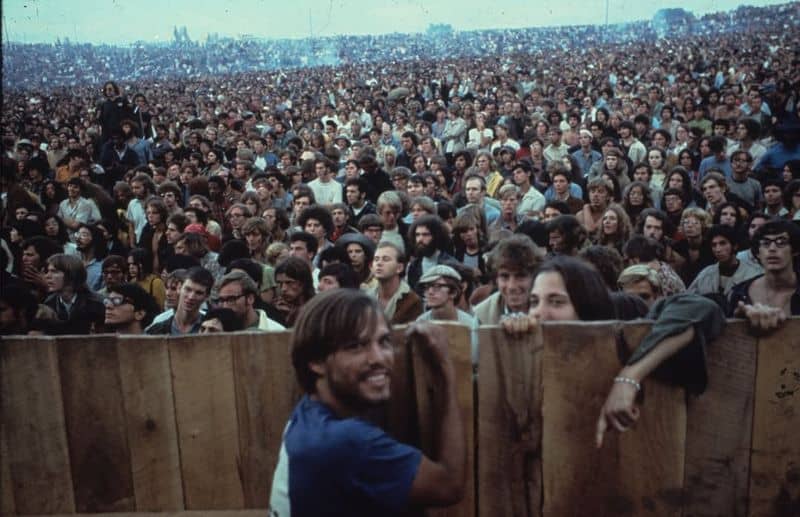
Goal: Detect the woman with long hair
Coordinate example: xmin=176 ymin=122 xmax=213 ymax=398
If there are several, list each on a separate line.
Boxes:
xmin=138 ymin=197 xmax=170 ymax=274
xmin=127 ymin=247 xmax=166 ymax=310
xmin=596 ymin=204 xmax=633 ymax=255
xmin=621 ymin=181 xmax=654 ymax=227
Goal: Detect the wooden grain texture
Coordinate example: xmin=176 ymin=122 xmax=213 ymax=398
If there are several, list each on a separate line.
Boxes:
xmin=478 ymin=325 xmax=543 ymax=517
xmin=1 ymin=404 xmax=17 ymax=515
xmin=410 ymin=322 xmax=474 ymax=517
xmin=117 ymin=335 xmax=183 ymax=511
xmin=169 ymin=334 xmax=244 ymax=509
xmin=682 ymin=320 xmax=757 ymax=517
xmin=1 ymin=337 xmax=75 ymax=514
xmin=384 ymin=326 xmax=419 ymax=446
xmin=30 ymin=510 xmax=264 ymax=517
xmin=58 ymin=335 xmax=135 ymax=512
xmin=542 ymin=322 xmax=686 ymax=517
xmin=231 ymin=331 xmax=295 ymax=508
xmin=749 ymin=320 xmax=800 ymax=517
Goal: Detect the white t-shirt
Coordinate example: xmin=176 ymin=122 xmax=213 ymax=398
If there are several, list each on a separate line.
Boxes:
xmin=307 ymin=179 xmax=342 ymax=205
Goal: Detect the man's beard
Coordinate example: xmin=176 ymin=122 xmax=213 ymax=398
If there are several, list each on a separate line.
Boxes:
xmin=415 ymin=241 xmax=437 ymax=258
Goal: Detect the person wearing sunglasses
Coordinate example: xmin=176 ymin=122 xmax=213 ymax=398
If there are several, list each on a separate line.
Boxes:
xmin=104 ymin=283 xmax=158 ymax=335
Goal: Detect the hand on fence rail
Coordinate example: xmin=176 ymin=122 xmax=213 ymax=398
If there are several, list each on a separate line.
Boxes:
xmin=734 ymin=301 xmax=787 ymax=332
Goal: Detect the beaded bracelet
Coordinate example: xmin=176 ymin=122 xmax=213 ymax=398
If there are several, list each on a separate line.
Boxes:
xmin=613 ymin=376 xmax=641 ymax=391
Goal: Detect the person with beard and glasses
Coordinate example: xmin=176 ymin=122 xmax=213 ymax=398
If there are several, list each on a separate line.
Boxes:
xmin=75 ymin=223 xmax=108 ymax=292
xmin=145 ymin=266 xmax=214 ymax=335
xmin=216 ymin=270 xmax=284 ymax=331
xmin=103 ymin=283 xmax=159 ymax=335
xmin=405 ymin=215 xmax=455 ymax=295
xmin=269 ymin=289 xmax=465 ymax=516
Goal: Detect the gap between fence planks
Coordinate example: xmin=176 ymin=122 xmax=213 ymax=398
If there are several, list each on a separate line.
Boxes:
xmin=3 ymin=321 xmax=800 ymax=516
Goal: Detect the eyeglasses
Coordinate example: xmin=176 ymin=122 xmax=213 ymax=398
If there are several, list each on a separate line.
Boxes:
xmin=424 ymin=283 xmax=452 ymax=292
xmin=216 ymin=293 xmax=246 ymax=304
xmin=758 ymin=237 xmax=790 ymax=249
xmin=103 ymin=269 xmax=123 ymax=276
xmin=104 ymin=296 xmax=133 ymax=307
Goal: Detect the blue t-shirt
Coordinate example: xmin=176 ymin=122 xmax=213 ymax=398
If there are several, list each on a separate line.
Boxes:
xmin=269 ymin=395 xmax=422 ymax=517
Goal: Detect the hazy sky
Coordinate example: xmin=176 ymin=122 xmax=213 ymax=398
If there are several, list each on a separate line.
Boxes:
xmin=2 ymin=0 xmax=787 ymax=44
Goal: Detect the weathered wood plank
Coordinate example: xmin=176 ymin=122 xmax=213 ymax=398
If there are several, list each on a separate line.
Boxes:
xmin=58 ymin=335 xmax=135 ymax=512
xmin=1 ymin=406 xmax=17 ymax=515
xmin=478 ymin=325 xmax=542 ymax=517
xmin=410 ymin=322 xmax=475 ymax=517
xmin=384 ymin=326 xmax=419 ymax=446
xmin=749 ymin=321 xmax=800 ymax=517
xmin=170 ymin=334 xmax=244 ymax=509
xmin=542 ymin=322 xmax=686 ymax=517
xmin=117 ymin=335 xmax=183 ymax=511
xmin=682 ymin=320 xmax=757 ymax=517
xmin=31 ymin=510 xmax=264 ymax=517
xmin=1 ymin=337 xmax=75 ymax=514
xmin=231 ymin=331 xmax=295 ymax=508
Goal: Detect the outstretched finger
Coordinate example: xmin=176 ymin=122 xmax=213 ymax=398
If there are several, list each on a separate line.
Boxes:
xmin=595 ymin=414 xmax=608 ymax=448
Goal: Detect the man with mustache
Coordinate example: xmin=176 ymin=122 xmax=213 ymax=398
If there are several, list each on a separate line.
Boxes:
xmin=269 ymin=289 xmax=465 ymax=516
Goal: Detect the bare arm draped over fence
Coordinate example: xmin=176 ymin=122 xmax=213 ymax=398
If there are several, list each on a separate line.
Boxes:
xmin=2 ymin=320 xmax=798 ymax=516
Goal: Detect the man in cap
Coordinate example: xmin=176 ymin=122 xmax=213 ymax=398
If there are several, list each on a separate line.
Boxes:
xmin=416 ymin=264 xmax=479 ymax=364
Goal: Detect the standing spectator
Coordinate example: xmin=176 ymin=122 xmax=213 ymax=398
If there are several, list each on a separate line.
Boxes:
xmin=473 ymin=234 xmax=543 ymax=324
xmin=216 ymin=270 xmax=284 ymax=331
xmin=43 ymin=253 xmax=105 ymax=334
xmin=103 ymin=283 xmax=158 ymax=334
xmin=268 ymin=289 xmax=465 ymax=515
xmin=367 ymin=241 xmax=422 ymax=324
xmin=273 ymin=256 xmax=316 ymax=327
xmin=57 ymin=178 xmax=101 ymax=232
xmin=97 ymin=81 xmax=132 ymax=143
xmin=146 ymin=266 xmax=214 ymax=335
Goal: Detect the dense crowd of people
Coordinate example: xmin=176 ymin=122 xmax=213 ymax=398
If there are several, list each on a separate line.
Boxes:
xmin=3 ymin=6 xmax=800 ymax=509
xmin=2 ymin=1 xmax=799 ymax=341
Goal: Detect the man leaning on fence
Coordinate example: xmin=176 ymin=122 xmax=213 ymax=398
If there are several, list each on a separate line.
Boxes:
xmin=269 ymin=289 xmax=466 ymax=516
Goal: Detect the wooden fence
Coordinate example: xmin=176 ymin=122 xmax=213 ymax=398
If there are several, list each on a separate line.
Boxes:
xmin=1 ymin=320 xmax=798 ymax=516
